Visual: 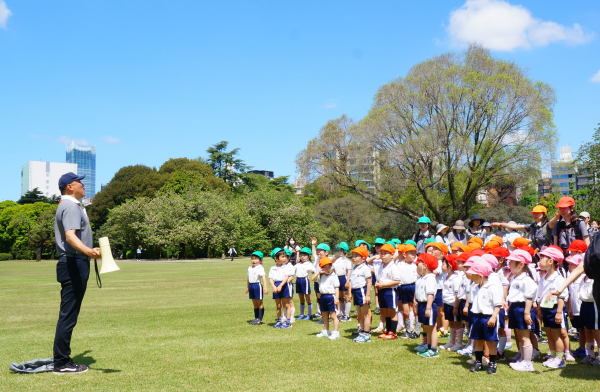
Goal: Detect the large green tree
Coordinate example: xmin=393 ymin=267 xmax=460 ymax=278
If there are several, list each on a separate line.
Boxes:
xmin=205 ymin=141 xmax=249 ymax=184
xmin=10 ymin=207 xmax=57 ymax=261
xmin=297 ymin=45 xmax=556 ymax=222
xmin=576 ymin=123 xmax=600 ymax=219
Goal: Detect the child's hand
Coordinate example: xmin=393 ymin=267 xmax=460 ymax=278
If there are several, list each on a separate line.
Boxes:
xmin=311 ymin=237 xmax=317 ymax=245
xmin=347 ymin=295 xmax=352 ymax=303
xmin=554 ymin=313 xmax=562 ymax=324
xmin=345 ymin=281 xmax=350 ymax=289
xmin=524 ymin=314 xmax=532 ymax=326
xmin=334 ymin=298 xmax=339 ymax=306
xmin=425 ymin=308 xmax=431 ymax=318
xmin=374 ymin=282 xmax=381 ymax=289
xmin=245 ymin=288 xmax=249 ymax=294
xmin=487 ymin=316 xmax=496 ymax=328
xmin=365 ymin=296 xmax=371 ymax=305
xmin=463 ymin=307 xmax=468 ymax=316
xmin=453 ymin=308 xmax=458 ymax=317
xmin=503 ymin=301 xmax=508 ymax=311
xmin=568 ymin=309 xmax=573 ymax=318
xmin=263 ymin=287 xmax=268 ymax=294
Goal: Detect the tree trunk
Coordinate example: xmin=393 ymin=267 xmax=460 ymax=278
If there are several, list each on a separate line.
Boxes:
xmin=36 ymin=247 xmax=42 ymax=262
xmin=179 ymin=244 xmax=186 ymax=260
xmin=51 ymin=248 xmax=56 ymax=260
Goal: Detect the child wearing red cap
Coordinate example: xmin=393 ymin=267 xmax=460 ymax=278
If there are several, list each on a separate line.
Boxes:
xmin=311 ymin=257 xmax=340 ymax=340
xmin=414 ymin=253 xmax=439 ymax=357
xmin=427 ymin=242 xmax=450 ymax=338
xmin=348 ymin=247 xmax=372 ymax=343
xmin=506 ymin=250 xmax=538 ymax=372
xmin=375 ymin=243 xmax=401 ymax=340
xmin=536 ymin=246 xmax=570 ymax=369
xmin=453 ymin=253 xmax=472 ymax=353
xmin=440 ymin=255 xmax=462 ymax=351
xmin=465 ymin=258 xmax=502 ymax=374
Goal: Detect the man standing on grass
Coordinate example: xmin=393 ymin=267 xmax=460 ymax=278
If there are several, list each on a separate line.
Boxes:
xmin=52 ymin=172 xmax=101 ymax=374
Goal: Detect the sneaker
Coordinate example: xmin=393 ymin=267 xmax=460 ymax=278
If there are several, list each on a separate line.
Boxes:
xmin=249 ymin=318 xmax=260 ymax=325
xmin=510 ymin=361 xmax=534 ymax=372
xmin=467 ymin=357 xmax=476 ymax=365
xmin=290 ymin=317 xmax=295 ymax=323
xmin=544 ymin=353 xmax=553 ymax=361
xmin=280 ymin=321 xmax=292 ymax=329
xmin=342 ymin=316 xmax=351 ymax=322
xmin=449 ymin=343 xmax=463 ymax=352
xmin=399 ymin=332 xmax=411 ymax=339
xmin=353 ymin=333 xmax=371 ymax=343
xmin=572 ymin=333 xmax=580 ymax=342
xmin=487 ymin=362 xmax=498 ymax=374
xmin=440 ymin=342 xmax=454 ymax=350
xmin=409 ymin=332 xmax=420 ymax=339
xmin=53 ymin=362 xmax=89 ymax=375
xmin=316 ymin=329 xmax=330 ymax=338
xmin=539 ymin=338 xmax=548 ymax=344
xmin=482 ymin=356 xmax=490 ymax=367
xmin=417 ymin=349 xmax=439 ymax=358
xmin=256 ymin=319 xmax=264 ymax=325
xmin=316 ymin=319 xmax=324 ymax=325
xmin=509 ymin=353 xmax=522 ymax=363
xmin=505 ymin=342 xmax=513 ymax=350
xmin=591 ymin=358 xmax=600 ymax=366
xmin=273 ymin=321 xmax=282 ymax=328
xmin=459 ymin=346 xmax=474 ymax=356
xmin=414 ymin=344 xmax=429 ymax=353
xmin=470 ymin=361 xmax=483 ymax=372
xmin=573 ymin=348 xmax=586 ymax=358
xmin=542 ymin=357 xmax=555 ymax=367
xmin=314 ymin=312 xmax=322 ymax=319
xmin=374 ymin=307 xmax=381 ymax=314
xmin=378 ymin=331 xmax=391 ymax=339
xmin=565 ymin=352 xmax=576 ymax=362
xmin=581 ymin=356 xmax=594 ymax=364
xmin=568 ymin=327 xmax=578 ymax=334
xmin=372 ymin=325 xmax=384 ymax=333
xmin=381 ymin=332 xmax=398 ymax=340
xmin=496 ymin=353 xmax=506 ymax=361
xmin=532 ymin=349 xmax=541 ymax=360
xmin=546 ymin=358 xmax=566 ymax=369
xmin=329 ymin=331 xmax=340 ymax=340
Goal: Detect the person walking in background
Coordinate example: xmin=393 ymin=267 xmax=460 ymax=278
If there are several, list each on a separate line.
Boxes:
xmin=580 ymin=212 xmax=598 ymax=239
xmin=284 ymin=237 xmax=301 ymax=266
xmin=228 ymin=246 xmax=237 ymax=261
xmin=136 ymin=245 xmax=142 ymax=261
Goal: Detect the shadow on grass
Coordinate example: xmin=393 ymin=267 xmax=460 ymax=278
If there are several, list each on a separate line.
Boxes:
xmin=72 ymin=351 xmax=121 ymax=374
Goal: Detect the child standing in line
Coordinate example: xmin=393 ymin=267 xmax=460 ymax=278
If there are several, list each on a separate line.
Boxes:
xmin=453 ymin=252 xmax=471 ymax=353
xmin=374 ymin=243 xmax=401 ymax=340
xmin=398 ymin=243 xmax=419 ymax=339
xmin=414 ymin=253 xmax=439 ymax=357
xmin=311 ymin=238 xmax=331 ymax=322
xmin=566 ymin=253 xmax=587 ymax=358
xmin=506 ymin=249 xmax=538 ymax=372
xmin=247 ymin=251 xmax=268 ymax=325
xmin=311 ymin=257 xmax=341 ymax=340
xmin=465 ymin=257 xmax=502 ymax=374
xmin=578 ymin=272 xmax=600 ymax=365
xmin=282 ymin=248 xmax=297 ymax=322
xmin=369 ymin=238 xmax=386 ymax=327
xmin=536 ymin=246 xmax=569 ymax=369
xmin=268 ymin=248 xmax=294 ymax=329
xmin=333 ymin=242 xmax=352 ymax=322
xmin=348 ymin=246 xmax=373 ymax=343
xmin=427 ymin=242 xmax=450 ymax=338
xmin=295 ymin=247 xmax=316 ymax=320
xmin=440 ymin=254 xmax=462 ymax=350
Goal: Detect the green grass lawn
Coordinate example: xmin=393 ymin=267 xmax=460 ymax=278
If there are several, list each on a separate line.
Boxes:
xmin=1 ymin=258 xmax=599 ymax=391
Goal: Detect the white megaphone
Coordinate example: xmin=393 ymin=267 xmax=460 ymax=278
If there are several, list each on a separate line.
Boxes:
xmin=99 ymin=237 xmax=120 ymax=274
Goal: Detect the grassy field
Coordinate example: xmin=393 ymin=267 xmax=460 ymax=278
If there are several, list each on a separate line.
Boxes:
xmin=1 ymin=258 xmax=599 ymax=391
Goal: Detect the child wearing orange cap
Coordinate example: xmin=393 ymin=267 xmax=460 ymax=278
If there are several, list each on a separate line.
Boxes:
xmin=375 ymin=243 xmax=401 ymax=340
xmin=414 ymin=253 xmax=440 ymax=357
xmin=440 ymin=254 xmax=462 ymax=351
xmin=398 ymin=243 xmax=419 ymax=339
xmin=465 ymin=258 xmax=502 ymax=374
xmin=348 ymin=247 xmax=373 ymax=343
xmin=311 ymin=257 xmax=340 ymax=339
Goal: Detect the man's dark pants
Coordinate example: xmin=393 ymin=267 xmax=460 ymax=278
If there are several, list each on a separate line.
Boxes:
xmin=53 ymin=256 xmax=89 ymax=367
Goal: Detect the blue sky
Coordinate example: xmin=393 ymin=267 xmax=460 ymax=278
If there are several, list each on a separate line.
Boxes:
xmin=1 ymin=0 xmax=599 ymax=201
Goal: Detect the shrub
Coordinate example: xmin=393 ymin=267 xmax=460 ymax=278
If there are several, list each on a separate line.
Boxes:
xmin=0 ymin=253 xmax=13 ymax=261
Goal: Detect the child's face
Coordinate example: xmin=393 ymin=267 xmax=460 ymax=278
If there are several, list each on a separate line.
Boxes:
xmin=317 ymin=250 xmax=328 ymax=258
xmin=432 ymin=248 xmax=444 ymax=260
xmin=352 ymin=254 xmax=365 ymax=265
xmin=538 ymin=255 xmax=553 ymax=271
xmin=405 ymin=251 xmax=417 ymax=263
xmin=360 ymin=243 xmax=369 ymax=251
xmin=442 ymin=261 xmax=451 ymax=274
xmin=276 ymin=255 xmax=289 ymax=265
xmin=251 ymin=256 xmax=261 ymax=266
xmin=570 ymin=250 xmax=582 ymax=256
xmin=470 ymin=274 xmax=483 ymax=285
xmin=397 ymin=252 xmax=405 ymax=261
xmin=380 ymin=250 xmax=393 ymax=264
xmin=374 ymin=244 xmax=382 ymax=254
xmin=419 ymin=223 xmax=429 ymax=232
xmin=568 ymin=262 xmax=577 ymax=272
xmin=509 ymin=260 xmax=524 ymax=275
xmin=417 ymin=262 xmax=426 ymax=276
xmin=453 ymin=249 xmax=464 ymax=256
xmin=321 ymin=264 xmax=333 ymax=274
xmin=426 ymin=246 xmax=434 ymax=255
xmin=300 ymin=253 xmax=309 ymax=262
xmin=457 ymin=261 xmax=465 ymax=271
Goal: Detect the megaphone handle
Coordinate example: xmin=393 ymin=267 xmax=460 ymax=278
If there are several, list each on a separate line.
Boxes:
xmin=94 ymin=259 xmax=102 ymax=289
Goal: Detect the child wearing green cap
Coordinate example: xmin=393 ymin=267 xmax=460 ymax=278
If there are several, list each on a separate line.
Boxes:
xmin=269 ymin=248 xmax=294 ymax=328
xmin=295 ymin=247 xmax=316 ymax=320
xmin=312 ymin=237 xmax=331 ymax=322
xmin=247 ymin=251 xmax=268 ymax=325
xmin=332 ymin=242 xmax=352 ymax=322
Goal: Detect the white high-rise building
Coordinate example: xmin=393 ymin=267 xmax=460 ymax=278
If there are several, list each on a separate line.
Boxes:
xmin=21 ymin=161 xmax=78 ymax=198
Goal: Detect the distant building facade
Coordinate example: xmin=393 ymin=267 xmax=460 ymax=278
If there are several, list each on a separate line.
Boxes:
xmin=21 ymin=161 xmax=78 ymax=198
xmin=66 ymin=142 xmax=96 ymax=198
xmin=248 ymin=170 xmax=274 ymax=180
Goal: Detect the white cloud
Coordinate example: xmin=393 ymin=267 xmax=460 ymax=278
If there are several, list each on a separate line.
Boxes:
xmin=57 ymin=136 xmax=89 ymax=145
xmin=592 ymin=70 xmax=600 ymax=83
xmin=324 ymin=99 xmax=338 ymax=109
xmin=0 ymin=1 xmax=11 ymax=29
xmin=101 ymin=136 xmax=122 ymax=144
xmin=447 ymin=0 xmax=595 ymax=51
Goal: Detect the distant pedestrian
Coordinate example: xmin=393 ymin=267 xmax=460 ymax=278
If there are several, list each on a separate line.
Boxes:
xmin=228 ymin=246 xmax=237 ymax=261
xmin=136 ymin=245 xmax=142 ymax=261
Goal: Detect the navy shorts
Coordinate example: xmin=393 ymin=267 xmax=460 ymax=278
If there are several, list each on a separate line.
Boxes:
xmin=435 ymin=289 xmax=443 ymax=307
xmin=296 ymin=277 xmax=311 ymax=295
xmin=457 ymin=299 xmax=467 ymax=323
xmin=314 ymin=282 xmax=320 ymax=295
xmin=371 ymin=273 xmax=376 ymax=287
xmin=580 ymin=302 xmax=600 ymax=330
xmin=352 ymin=287 xmax=368 ymax=307
xmin=249 ymin=282 xmax=264 ymax=300
xmin=417 ymin=301 xmax=438 ymax=326
xmin=319 ymin=294 xmax=336 ymax=313
xmin=508 ymin=301 xmax=537 ymax=330
xmin=541 ymin=306 xmax=568 ymax=329
xmin=338 ymin=275 xmax=348 ymax=292
xmin=399 ymin=283 xmax=415 ymax=304
xmin=498 ymin=308 xmax=506 ymax=329
xmin=378 ymin=288 xmax=397 ymax=309
xmin=444 ymin=303 xmax=457 ymax=322
xmin=272 ymin=281 xmax=293 ymax=299
xmin=469 ymin=313 xmax=499 ymax=342
xmin=571 ymin=315 xmax=581 ymax=330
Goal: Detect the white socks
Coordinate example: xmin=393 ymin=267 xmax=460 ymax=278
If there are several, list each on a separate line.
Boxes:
xmin=523 ymin=344 xmax=533 ymax=363
xmin=345 ymin=302 xmax=351 ymax=317
xmin=308 ymin=304 xmax=313 ymax=315
xmin=498 ymin=337 xmax=507 ymax=354
xmin=300 ymin=304 xmax=305 ymax=316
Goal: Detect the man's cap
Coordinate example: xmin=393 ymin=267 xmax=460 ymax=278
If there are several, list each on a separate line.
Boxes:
xmin=58 ymin=172 xmax=85 ymax=190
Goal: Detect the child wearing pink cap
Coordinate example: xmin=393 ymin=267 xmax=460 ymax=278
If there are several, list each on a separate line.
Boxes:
xmin=465 ymin=258 xmax=502 ymax=374
xmin=482 ymin=254 xmax=510 ymax=361
xmin=506 ymin=250 xmax=538 ymax=372
xmin=537 ymin=246 xmax=569 ymax=369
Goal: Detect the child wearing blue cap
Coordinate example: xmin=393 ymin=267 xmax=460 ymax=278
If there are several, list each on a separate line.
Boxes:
xmin=247 ymin=251 xmax=268 ymax=325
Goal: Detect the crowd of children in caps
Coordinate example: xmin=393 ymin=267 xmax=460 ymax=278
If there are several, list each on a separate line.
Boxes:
xmin=245 ymin=196 xmax=600 ymax=374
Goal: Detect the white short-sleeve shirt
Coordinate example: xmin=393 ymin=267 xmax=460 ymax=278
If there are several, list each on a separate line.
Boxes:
xmin=537 ymin=271 xmax=568 ymax=302
xmin=457 ymin=272 xmax=471 ymax=300
xmin=569 ymin=274 xmax=585 ymax=315
xmin=333 ymin=256 xmax=352 ymax=277
xmin=350 ymin=263 xmax=371 ymax=289
xmin=295 ymin=261 xmax=316 ymax=278
xmin=415 ymin=273 xmax=437 ymax=302
xmin=248 ymin=265 xmax=266 ymax=284
xmin=471 ymin=282 xmax=502 ymax=315
xmin=376 ymin=262 xmax=401 ymax=288
xmin=506 ymin=273 xmax=538 ymax=303
xmin=442 ymin=273 xmax=461 ymax=305
xmin=268 ymin=265 xmax=287 ymax=282
xmin=319 ymin=272 xmax=340 ymax=295
xmin=579 ymin=277 xmax=595 ymax=302
xmin=398 ymin=262 xmax=418 ymax=285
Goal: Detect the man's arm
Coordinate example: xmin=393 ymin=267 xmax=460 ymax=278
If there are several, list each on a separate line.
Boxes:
xmin=65 ymin=230 xmax=100 ymax=259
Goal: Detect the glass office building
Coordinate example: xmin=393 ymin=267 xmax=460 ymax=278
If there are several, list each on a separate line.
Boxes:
xmin=66 ymin=141 xmax=96 ymax=198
